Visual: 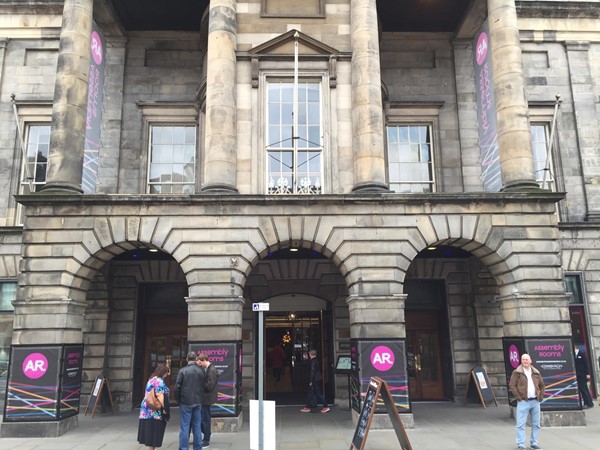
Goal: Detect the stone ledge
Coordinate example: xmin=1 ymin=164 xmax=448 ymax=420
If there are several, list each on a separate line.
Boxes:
xmin=0 ymin=415 xmax=78 ymax=437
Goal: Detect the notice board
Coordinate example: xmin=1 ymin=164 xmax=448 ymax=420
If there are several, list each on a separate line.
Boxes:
xmin=464 ymin=366 xmax=497 ymax=408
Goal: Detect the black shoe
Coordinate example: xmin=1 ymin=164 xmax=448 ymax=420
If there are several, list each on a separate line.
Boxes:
xmin=202 ymin=443 xmax=210 ymax=448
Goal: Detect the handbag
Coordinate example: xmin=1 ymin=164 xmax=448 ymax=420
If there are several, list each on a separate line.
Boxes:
xmin=145 ymin=387 xmax=163 ymax=411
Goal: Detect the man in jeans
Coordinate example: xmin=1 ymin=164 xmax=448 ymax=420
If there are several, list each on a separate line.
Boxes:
xmin=300 ymin=349 xmax=330 ymax=413
xmin=508 ymin=353 xmax=545 ymax=450
xmin=175 ymin=351 xmax=205 ymax=450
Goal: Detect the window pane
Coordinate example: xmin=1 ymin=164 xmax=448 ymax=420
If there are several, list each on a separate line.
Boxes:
xmin=148 ymin=125 xmax=196 ymax=193
xmin=386 ymin=124 xmax=434 ymax=192
xmin=0 ymin=282 xmax=16 ymax=311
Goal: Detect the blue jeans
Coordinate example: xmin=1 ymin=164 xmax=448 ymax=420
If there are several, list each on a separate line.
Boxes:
xmin=201 ymin=404 xmax=211 ymax=444
xmin=179 ymin=404 xmax=202 ymax=450
xmin=516 ymin=399 xmax=540 ymax=448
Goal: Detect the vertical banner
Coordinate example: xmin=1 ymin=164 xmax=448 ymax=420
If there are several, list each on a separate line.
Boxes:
xmin=355 ymin=340 xmax=410 ymax=414
xmin=525 ymin=338 xmax=579 ymax=410
xmin=350 ymin=340 xmax=361 ymax=413
xmin=59 ymin=345 xmax=84 ymax=419
xmin=4 ymin=346 xmax=62 ymax=421
xmin=189 ymin=341 xmax=242 ymax=417
xmin=473 ymin=20 xmax=502 ymax=192
xmin=502 ymin=337 xmax=525 ymax=406
xmin=83 ymin=22 xmax=106 ymax=194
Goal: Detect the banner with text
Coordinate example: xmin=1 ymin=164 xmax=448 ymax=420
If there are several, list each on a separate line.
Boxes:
xmin=190 ymin=341 xmax=242 ymax=417
xmin=473 ymin=20 xmax=502 ymax=192
xmin=83 ymin=22 xmax=106 ymax=194
xmin=59 ymin=344 xmax=84 ymax=419
xmin=526 ymin=338 xmax=579 ymax=410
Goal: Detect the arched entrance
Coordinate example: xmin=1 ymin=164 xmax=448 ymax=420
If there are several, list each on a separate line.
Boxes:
xmin=244 ymin=247 xmax=348 ymax=406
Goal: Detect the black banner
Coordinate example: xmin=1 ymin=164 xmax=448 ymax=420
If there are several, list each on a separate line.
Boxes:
xmin=60 ymin=345 xmax=84 ymax=419
xmin=502 ymin=338 xmax=526 ymax=406
xmin=526 ymin=338 xmax=579 ymax=410
xmin=354 ymin=340 xmax=409 ymax=413
xmin=4 ymin=346 xmax=62 ymax=421
xmin=189 ymin=341 xmax=242 ymax=417
xmin=350 ymin=340 xmax=360 ymax=413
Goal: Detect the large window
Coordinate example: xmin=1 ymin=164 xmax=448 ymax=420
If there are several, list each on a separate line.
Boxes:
xmin=386 ymin=124 xmax=434 ymax=193
xmin=0 ymin=281 xmax=16 ymax=312
xmin=20 ymin=124 xmax=50 ymax=194
xmin=531 ymin=123 xmax=554 ymax=190
xmin=266 ymin=81 xmax=323 ymax=195
xmin=147 ymin=125 xmax=196 ymax=194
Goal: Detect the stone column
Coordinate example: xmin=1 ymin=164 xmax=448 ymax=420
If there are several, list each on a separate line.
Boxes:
xmin=347 ymin=294 xmax=406 ymax=339
xmin=565 ymin=42 xmax=600 ymax=221
xmin=350 ymin=0 xmax=388 ymax=193
xmin=42 ymin=0 xmax=93 ymax=194
xmin=186 ymin=296 xmax=244 ymax=341
xmin=497 ymin=293 xmax=571 ymax=337
xmin=201 ymin=0 xmax=238 ymax=193
xmin=487 ymin=0 xmax=538 ymax=191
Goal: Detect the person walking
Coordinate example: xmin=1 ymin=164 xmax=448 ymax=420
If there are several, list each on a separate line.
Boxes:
xmin=300 ymin=349 xmax=330 ymax=413
xmin=574 ymin=344 xmax=594 ymax=408
xmin=175 ymin=351 xmax=205 ymax=450
xmin=508 ymin=353 xmax=545 ymax=450
xmin=138 ymin=363 xmax=170 ymax=450
xmin=197 ymin=353 xmax=218 ymax=448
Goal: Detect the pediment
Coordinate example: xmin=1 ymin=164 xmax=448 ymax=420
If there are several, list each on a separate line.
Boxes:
xmin=248 ymin=29 xmax=339 ymax=58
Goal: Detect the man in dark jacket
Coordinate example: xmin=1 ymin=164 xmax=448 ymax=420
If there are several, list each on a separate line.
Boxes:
xmin=175 ymin=351 xmax=205 ymax=450
xmin=574 ymin=344 xmax=594 ymax=408
xmin=508 ymin=353 xmax=545 ymax=450
xmin=197 ymin=353 xmax=218 ymax=448
xmin=300 ymin=349 xmax=329 ymax=413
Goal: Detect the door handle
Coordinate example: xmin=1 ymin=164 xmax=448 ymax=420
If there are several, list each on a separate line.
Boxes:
xmin=415 ymin=354 xmax=421 ymax=371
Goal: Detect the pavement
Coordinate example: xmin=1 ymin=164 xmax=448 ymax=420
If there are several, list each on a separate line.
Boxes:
xmin=0 ymin=401 xmax=599 ymax=449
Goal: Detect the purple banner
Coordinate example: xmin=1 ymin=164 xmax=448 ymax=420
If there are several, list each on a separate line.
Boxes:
xmin=83 ymin=22 xmax=106 ymax=194
xmin=473 ymin=21 xmax=502 ymax=192
xmin=352 ymin=339 xmax=409 ymax=414
xmin=189 ymin=341 xmax=242 ymax=417
xmin=59 ymin=345 xmax=83 ymax=419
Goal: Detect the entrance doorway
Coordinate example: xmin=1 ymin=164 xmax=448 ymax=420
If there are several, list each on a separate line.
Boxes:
xmin=406 ymin=310 xmax=444 ymax=400
xmin=262 ymin=309 xmax=329 ymax=405
xmin=134 ymin=283 xmax=188 ymax=405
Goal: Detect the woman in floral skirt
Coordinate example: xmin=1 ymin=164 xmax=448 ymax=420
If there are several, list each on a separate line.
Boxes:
xmin=138 ymin=363 xmax=170 ymax=449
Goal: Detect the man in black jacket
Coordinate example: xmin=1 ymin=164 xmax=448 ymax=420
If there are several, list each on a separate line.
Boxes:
xmin=300 ymin=349 xmax=329 ymax=413
xmin=197 ymin=353 xmax=218 ymax=447
xmin=574 ymin=344 xmax=594 ymax=408
xmin=175 ymin=351 xmax=205 ymax=450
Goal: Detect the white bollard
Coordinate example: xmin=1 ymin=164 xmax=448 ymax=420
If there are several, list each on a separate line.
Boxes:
xmin=250 ymin=399 xmax=276 ymax=450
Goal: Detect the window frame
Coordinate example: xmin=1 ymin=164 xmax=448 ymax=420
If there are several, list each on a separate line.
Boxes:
xmin=139 ymin=103 xmax=199 ymax=194
xmin=261 ymin=73 xmax=329 ymax=195
xmin=384 ymin=103 xmax=442 ymax=194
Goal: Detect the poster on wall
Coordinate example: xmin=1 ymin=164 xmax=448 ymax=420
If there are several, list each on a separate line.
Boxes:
xmin=59 ymin=344 xmax=84 ymax=419
xmin=502 ymin=338 xmax=526 ymax=406
xmin=473 ymin=20 xmax=502 ymax=192
xmin=525 ymin=337 xmax=579 ymax=410
xmin=83 ymin=21 xmax=106 ymax=194
xmin=3 ymin=346 xmax=62 ymax=421
xmin=356 ymin=340 xmax=410 ymax=414
xmin=189 ymin=341 xmax=242 ymax=417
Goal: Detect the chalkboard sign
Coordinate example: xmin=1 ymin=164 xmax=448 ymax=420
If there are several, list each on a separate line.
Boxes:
xmin=464 ymin=366 xmax=497 ymax=408
xmin=84 ymin=372 xmax=115 ymax=417
xmin=350 ymin=377 xmax=412 ymax=450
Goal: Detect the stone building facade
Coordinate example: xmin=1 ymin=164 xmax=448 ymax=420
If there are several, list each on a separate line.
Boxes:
xmin=0 ymin=0 xmax=599 ymax=436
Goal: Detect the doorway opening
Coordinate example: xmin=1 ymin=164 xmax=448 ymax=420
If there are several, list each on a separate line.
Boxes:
xmin=133 ymin=282 xmax=188 ymax=405
xmin=405 ymin=279 xmax=453 ymax=401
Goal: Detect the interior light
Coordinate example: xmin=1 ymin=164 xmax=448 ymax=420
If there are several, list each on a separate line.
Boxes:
xmin=290 ymin=248 xmax=299 ymax=252
xmin=427 ymin=247 xmax=437 ymax=251
xmin=149 ymin=249 xmax=158 ymax=253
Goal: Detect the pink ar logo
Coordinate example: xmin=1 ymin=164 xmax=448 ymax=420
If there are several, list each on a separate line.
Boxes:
xmin=90 ymin=31 xmax=103 ymax=65
xmin=509 ymin=345 xmax=520 ymax=369
xmin=370 ymin=345 xmax=395 ymax=372
xmin=475 ymin=32 xmax=488 ymax=65
xmin=23 ymin=352 xmax=48 ymax=379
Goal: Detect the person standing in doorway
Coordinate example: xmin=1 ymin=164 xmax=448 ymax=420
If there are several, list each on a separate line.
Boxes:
xmin=270 ymin=343 xmax=286 ymax=383
xmin=197 ymin=353 xmax=218 ymax=448
xmin=175 ymin=351 xmax=205 ymax=450
xmin=508 ymin=353 xmax=545 ymax=450
xmin=300 ymin=349 xmax=330 ymax=413
xmin=574 ymin=344 xmax=594 ymax=408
